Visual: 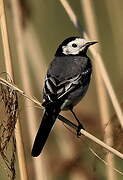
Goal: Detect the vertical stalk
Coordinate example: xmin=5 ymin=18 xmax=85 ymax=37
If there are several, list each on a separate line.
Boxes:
xmin=23 ymin=23 xmax=47 ymax=86
xmin=10 ymin=0 xmax=48 ymax=179
xmin=81 ymin=0 xmax=115 ymax=179
xmin=0 ymin=0 xmax=28 ymax=179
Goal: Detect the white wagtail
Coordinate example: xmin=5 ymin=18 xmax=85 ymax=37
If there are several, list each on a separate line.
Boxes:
xmin=31 ymin=37 xmax=97 ymax=157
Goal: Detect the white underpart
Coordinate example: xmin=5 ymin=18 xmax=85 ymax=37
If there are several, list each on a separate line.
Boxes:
xmin=62 ymin=38 xmax=87 ymax=55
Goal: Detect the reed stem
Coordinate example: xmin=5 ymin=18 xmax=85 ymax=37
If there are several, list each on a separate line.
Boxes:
xmin=0 ymin=0 xmax=28 ymax=179
xmin=81 ymin=0 xmax=115 ymax=179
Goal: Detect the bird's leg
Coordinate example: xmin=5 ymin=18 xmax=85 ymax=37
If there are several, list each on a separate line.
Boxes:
xmin=70 ymin=108 xmax=84 ymax=137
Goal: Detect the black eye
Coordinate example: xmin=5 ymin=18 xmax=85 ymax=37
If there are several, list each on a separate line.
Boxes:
xmin=72 ymin=43 xmax=77 ymax=48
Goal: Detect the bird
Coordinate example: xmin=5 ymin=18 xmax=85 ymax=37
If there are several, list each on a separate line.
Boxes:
xmin=31 ymin=37 xmax=97 ymax=157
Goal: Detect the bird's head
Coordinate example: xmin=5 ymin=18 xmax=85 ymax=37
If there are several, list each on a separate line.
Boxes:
xmin=55 ymin=37 xmax=98 ymax=56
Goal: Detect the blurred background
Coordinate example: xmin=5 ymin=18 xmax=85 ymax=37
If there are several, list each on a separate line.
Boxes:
xmin=0 ymin=0 xmax=123 ymax=179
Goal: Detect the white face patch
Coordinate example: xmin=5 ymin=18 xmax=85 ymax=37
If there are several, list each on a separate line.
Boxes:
xmin=62 ymin=38 xmax=87 ymax=55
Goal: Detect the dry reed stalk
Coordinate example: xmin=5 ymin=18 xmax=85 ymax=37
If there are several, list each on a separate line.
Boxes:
xmin=10 ymin=0 xmax=48 ymax=179
xmin=104 ymin=0 xmax=123 ymax=70
xmin=95 ymin=75 xmax=115 ymax=179
xmin=0 ymin=77 xmax=41 ymax=106
xmin=23 ymin=22 xmax=50 ymax=179
xmin=0 ymin=0 xmax=28 ymax=179
xmin=23 ymin=22 xmax=47 ymax=87
xmin=81 ymin=0 xmax=115 ymax=179
xmin=89 ymin=147 xmax=123 ymax=176
xmin=80 ymin=128 xmax=123 ymax=159
xmin=0 ymin=77 xmax=123 ymax=161
xmin=59 ymin=0 xmax=123 ymax=128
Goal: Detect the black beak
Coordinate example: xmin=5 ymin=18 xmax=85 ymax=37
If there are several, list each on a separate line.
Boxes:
xmin=83 ymin=41 xmax=98 ymax=48
xmin=81 ymin=41 xmax=98 ymax=53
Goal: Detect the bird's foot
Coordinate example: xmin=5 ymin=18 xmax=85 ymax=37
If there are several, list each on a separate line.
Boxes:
xmin=77 ymin=123 xmax=84 ymax=137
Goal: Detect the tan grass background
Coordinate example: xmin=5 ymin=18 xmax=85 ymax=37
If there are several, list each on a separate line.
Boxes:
xmin=0 ymin=0 xmax=123 ymax=180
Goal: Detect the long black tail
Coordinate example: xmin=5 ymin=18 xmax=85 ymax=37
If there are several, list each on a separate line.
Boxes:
xmin=31 ymin=106 xmax=60 ymax=157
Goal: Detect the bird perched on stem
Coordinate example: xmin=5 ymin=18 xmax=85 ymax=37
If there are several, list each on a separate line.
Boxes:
xmin=31 ymin=37 xmax=97 ymax=157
